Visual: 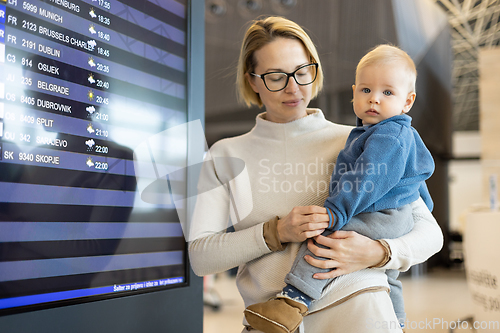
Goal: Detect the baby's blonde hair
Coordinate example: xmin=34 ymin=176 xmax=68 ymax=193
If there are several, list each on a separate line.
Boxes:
xmin=356 ymin=44 xmax=417 ymax=92
xmin=236 ymin=16 xmax=323 ymax=107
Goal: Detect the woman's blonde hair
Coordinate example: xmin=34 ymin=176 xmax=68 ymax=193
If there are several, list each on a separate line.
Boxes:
xmin=356 ymin=44 xmax=417 ymax=92
xmin=236 ymin=16 xmax=323 ymax=107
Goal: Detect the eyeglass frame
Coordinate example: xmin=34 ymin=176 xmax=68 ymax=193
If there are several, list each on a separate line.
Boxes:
xmin=250 ymin=63 xmax=319 ymax=92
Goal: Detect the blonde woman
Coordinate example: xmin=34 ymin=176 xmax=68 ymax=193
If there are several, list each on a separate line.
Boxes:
xmin=189 ymin=16 xmax=443 ymax=333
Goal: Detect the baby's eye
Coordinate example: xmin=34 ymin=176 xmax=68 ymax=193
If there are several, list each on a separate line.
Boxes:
xmin=362 ymin=88 xmax=370 ymax=93
xmin=383 ymin=90 xmax=393 ymax=96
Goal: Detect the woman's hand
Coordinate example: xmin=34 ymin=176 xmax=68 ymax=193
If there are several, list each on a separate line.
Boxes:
xmin=304 ymin=230 xmax=386 ymax=279
xmin=277 ymin=206 xmax=329 ymax=243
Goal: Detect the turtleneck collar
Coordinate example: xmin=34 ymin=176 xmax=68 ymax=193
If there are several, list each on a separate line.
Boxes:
xmin=249 ymin=109 xmax=328 ymax=140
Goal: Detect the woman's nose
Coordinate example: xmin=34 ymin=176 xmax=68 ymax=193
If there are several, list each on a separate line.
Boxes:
xmin=285 ymin=76 xmax=299 ymax=92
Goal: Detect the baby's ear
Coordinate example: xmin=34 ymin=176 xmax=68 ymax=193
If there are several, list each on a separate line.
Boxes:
xmin=403 ymin=92 xmax=416 ymax=113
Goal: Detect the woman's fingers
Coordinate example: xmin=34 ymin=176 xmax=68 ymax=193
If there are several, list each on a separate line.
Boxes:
xmin=305 ymin=239 xmax=343 ymax=275
xmin=297 ymin=207 xmax=329 ymax=232
xmin=304 ymin=231 xmax=387 ymax=277
xmin=277 ymin=206 xmax=329 ymax=242
xmin=303 ymin=231 xmax=384 ymax=280
xmin=323 ymin=230 xmax=386 ymax=268
xmin=302 ymin=228 xmax=325 ymax=239
xmin=323 ymin=230 xmax=354 ymax=239
xmin=293 ymin=205 xmax=327 ymax=215
xmin=312 ymin=269 xmax=342 ymax=280
xmin=303 ymin=254 xmax=342 ymax=280
xmin=300 ymin=220 xmax=329 ymax=232
xmin=306 ymin=236 xmax=338 ymax=258
xmin=303 ymin=253 xmax=333 ymax=269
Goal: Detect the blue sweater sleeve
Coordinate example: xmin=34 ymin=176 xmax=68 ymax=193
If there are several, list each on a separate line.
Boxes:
xmin=324 ymin=133 xmax=410 ymax=230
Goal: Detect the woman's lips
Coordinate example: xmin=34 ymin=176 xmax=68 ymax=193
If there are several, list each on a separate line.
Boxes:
xmin=283 ymin=99 xmax=301 ymax=107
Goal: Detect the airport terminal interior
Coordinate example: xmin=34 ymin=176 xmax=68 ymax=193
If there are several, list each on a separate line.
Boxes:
xmin=201 ymin=0 xmax=500 ymax=332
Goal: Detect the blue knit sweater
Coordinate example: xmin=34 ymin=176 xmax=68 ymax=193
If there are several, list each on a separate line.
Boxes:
xmin=325 ymin=114 xmax=434 ymax=230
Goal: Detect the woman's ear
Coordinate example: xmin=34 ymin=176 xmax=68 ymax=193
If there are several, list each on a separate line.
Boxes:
xmin=245 ymin=73 xmax=259 ymax=93
xmin=403 ymin=92 xmax=416 ymax=113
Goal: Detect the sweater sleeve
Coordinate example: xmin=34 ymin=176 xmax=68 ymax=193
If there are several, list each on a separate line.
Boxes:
xmin=381 ymin=197 xmax=444 ymax=271
xmin=187 ymin=151 xmax=271 ymax=277
xmin=325 ymin=133 xmax=409 ymax=229
xmin=188 ymin=223 xmax=271 ymax=276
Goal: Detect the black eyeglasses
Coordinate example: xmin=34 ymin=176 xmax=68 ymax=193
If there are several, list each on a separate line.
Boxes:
xmin=251 ymin=63 xmax=318 ymax=92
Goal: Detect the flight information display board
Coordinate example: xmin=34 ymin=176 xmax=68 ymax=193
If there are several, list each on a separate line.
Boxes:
xmin=0 ymin=0 xmax=189 ymax=314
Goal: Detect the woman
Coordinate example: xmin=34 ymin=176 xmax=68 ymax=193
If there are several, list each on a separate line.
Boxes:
xmin=189 ymin=16 xmax=443 ymax=333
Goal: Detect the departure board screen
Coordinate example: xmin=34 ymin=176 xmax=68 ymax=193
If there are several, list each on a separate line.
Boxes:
xmin=0 ymin=0 xmax=190 ymax=314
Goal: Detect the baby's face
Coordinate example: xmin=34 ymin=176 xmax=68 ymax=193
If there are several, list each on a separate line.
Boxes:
xmin=352 ymin=62 xmax=415 ymax=125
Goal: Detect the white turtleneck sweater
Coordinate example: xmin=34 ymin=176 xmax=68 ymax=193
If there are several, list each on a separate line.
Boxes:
xmin=188 ymin=109 xmax=443 ymax=315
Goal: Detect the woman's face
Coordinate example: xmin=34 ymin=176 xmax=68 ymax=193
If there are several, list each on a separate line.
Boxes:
xmin=247 ymin=37 xmax=313 ymax=123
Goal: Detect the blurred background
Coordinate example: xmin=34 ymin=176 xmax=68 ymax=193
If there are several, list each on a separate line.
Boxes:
xmin=200 ymin=0 xmax=500 ymax=332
